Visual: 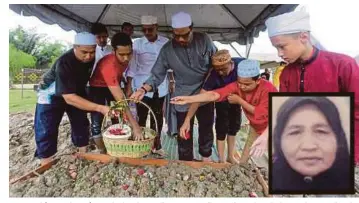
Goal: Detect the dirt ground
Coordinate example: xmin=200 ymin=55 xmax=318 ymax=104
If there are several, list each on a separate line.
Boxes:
xmin=8 ymin=112 xmax=359 ymax=197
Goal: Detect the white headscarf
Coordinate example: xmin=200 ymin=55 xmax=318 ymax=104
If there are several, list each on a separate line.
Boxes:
xmin=266 ymin=9 xmax=326 ymax=51
xmin=265 ymin=10 xmax=311 ymax=38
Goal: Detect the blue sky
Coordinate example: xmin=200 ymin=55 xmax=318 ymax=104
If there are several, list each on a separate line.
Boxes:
xmin=8 ymin=3 xmax=359 ymax=57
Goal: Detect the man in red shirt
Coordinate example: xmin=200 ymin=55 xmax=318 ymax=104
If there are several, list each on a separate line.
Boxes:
xmin=170 ymin=59 xmax=278 ymax=163
xmin=89 ymin=32 xmax=143 ymax=153
xmin=251 ymin=10 xmax=359 ymax=165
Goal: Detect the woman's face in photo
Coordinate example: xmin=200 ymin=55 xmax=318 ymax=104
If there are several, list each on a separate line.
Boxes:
xmin=280 ymin=104 xmax=337 ymax=177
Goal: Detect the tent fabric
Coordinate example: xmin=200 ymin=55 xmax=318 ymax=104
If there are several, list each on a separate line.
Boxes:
xmin=9 ymin=4 xmax=298 ymax=45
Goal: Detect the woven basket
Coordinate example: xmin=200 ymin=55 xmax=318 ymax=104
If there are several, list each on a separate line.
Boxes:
xmin=102 ymin=99 xmax=158 ymax=158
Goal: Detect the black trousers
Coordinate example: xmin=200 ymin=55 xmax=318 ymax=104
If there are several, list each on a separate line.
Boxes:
xmin=89 ymin=87 xmax=119 ymax=138
xmin=34 ymin=101 xmax=90 ymax=158
xmin=176 ymin=103 xmax=215 ymax=161
xmin=215 ymin=102 xmax=242 ymax=140
xmin=137 ymin=92 xmax=165 ymax=150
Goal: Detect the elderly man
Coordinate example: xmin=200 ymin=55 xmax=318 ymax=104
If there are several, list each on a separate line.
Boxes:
xmin=131 ymin=11 xmax=217 ymax=161
xmin=35 ymin=32 xmax=110 ymax=166
xmin=250 ymin=10 xmax=359 ymax=165
xmin=126 ymin=16 xmax=169 ymax=156
xmin=179 ymin=50 xmax=244 ymax=164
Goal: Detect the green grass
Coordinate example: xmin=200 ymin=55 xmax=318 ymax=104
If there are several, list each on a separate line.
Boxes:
xmin=9 ymin=89 xmax=37 ymax=113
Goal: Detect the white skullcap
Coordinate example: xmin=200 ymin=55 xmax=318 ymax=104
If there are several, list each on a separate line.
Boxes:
xmin=74 ymin=32 xmax=96 ymax=45
xmin=141 ymin=15 xmax=157 ymax=25
xmin=171 ymin=11 xmax=192 ymax=29
xmin=265 ymin=10 xmax=311 ymax=38
xmin=237 ymin=60 xmax=261 ymax=78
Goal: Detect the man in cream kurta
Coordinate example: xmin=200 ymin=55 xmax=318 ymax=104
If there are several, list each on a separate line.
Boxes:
xmin=126 ymin=15 xmax=169 ymax=156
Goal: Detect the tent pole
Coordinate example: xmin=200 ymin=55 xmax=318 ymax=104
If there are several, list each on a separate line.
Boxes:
xmin=245 ymin=36 xmax=253 ymax=58
xmin=230 ymin=43 xmax=242 ymax=58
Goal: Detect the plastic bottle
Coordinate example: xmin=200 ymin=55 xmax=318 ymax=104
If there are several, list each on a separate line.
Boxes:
xmin=128 ymin=101 xmax=138 ymax=122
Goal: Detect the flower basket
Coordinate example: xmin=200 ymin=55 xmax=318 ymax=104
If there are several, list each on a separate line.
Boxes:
xmin=102 ymin=99 xmax=158 ymax=158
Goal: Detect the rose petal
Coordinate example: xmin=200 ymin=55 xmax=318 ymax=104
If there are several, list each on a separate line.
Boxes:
xmin=137 ymin=168 xmax=145 ymax=176
xmin=122 ymin=184 xmax=129 ymax=190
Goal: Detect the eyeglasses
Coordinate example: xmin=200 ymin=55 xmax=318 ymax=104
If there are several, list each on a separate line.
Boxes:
xmin=172 ymin=30 xmax=191 ymax=40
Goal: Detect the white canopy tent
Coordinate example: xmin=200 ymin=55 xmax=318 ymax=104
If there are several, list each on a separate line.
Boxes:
xmin=10 ymin=4 xmax=301 ymax=69
xmin=9 ymin=4 xmax=298 ymax=47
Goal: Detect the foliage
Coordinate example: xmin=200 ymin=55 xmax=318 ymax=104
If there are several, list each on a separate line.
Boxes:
xmin=37 ymin=40 xmax=67 ymax=67
xmin=9 ymin=26 xmax=43 ymax=56
xmin=9 ymin=26 xmax=67 ymax=68
xmin=9 ymin=43 xmax=37 ymax=78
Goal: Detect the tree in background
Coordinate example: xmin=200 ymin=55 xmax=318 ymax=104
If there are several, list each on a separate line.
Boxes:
xmin=9 ymin=25 xmax=67 ymax=69
xmin=9 ymin=43 xmax=36 ymax=79
xmin=9 ymin=26 xmax=43 ymax=56
xmin=36 ymin=40 xmax=67 ymax=67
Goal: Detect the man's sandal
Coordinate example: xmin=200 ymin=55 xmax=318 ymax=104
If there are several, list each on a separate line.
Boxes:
xmin=151 ymin=149 xmax=167 ymax=158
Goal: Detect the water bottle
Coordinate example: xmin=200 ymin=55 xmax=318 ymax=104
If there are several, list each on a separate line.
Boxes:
xmin=129 ymin=101 xmax=138 ymax=122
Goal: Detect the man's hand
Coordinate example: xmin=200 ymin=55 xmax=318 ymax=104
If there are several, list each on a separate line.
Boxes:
xmin=132 ymin=126 xmax=144 ymax=141
xmin=170 ymin=96 xmax=191 ymax=105
xmin=227 ymin=93 xmax=242 ymax=104
xmin=130 ymin=88 xmax=145 ymax=101
xmin=250 ymin=132 xmax=268 ymax=158
xmin=97 ymin=105 xmax=111 ymax=116
xmin=180 ymin=120 xmax=191 ymax=139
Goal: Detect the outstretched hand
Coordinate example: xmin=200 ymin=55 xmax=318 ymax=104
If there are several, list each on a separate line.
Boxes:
xmin=130 ymin=89 xmax=145 ymax=101
xmin=170 ymin=96 xmax=191 ymax=105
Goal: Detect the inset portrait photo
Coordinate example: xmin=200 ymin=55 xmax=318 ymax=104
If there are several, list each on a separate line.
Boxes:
xmin=269 ymin=93 xmax=355 ymax=195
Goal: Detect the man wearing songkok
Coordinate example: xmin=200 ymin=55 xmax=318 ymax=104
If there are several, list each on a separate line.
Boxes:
xmin=35 ymin=32 xmax=111 ymax=166
xmin=126 ymin=15 xmax=169 ymax=156
xmin=177 ymin=50 xmax=244 ymax=164
xmin=131 ymin=11 xmax=217 ymax=162
xmin=89 ymin=32 xmax=143 ymax=153
xmin=170 ymin=59 xmax=278 ymax=163
xmin=251 ymin=10 xmax=359 ymax=165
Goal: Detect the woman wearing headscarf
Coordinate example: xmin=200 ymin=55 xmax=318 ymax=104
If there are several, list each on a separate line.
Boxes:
xmin=271 ymin=97 xmax=351 ymax=193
